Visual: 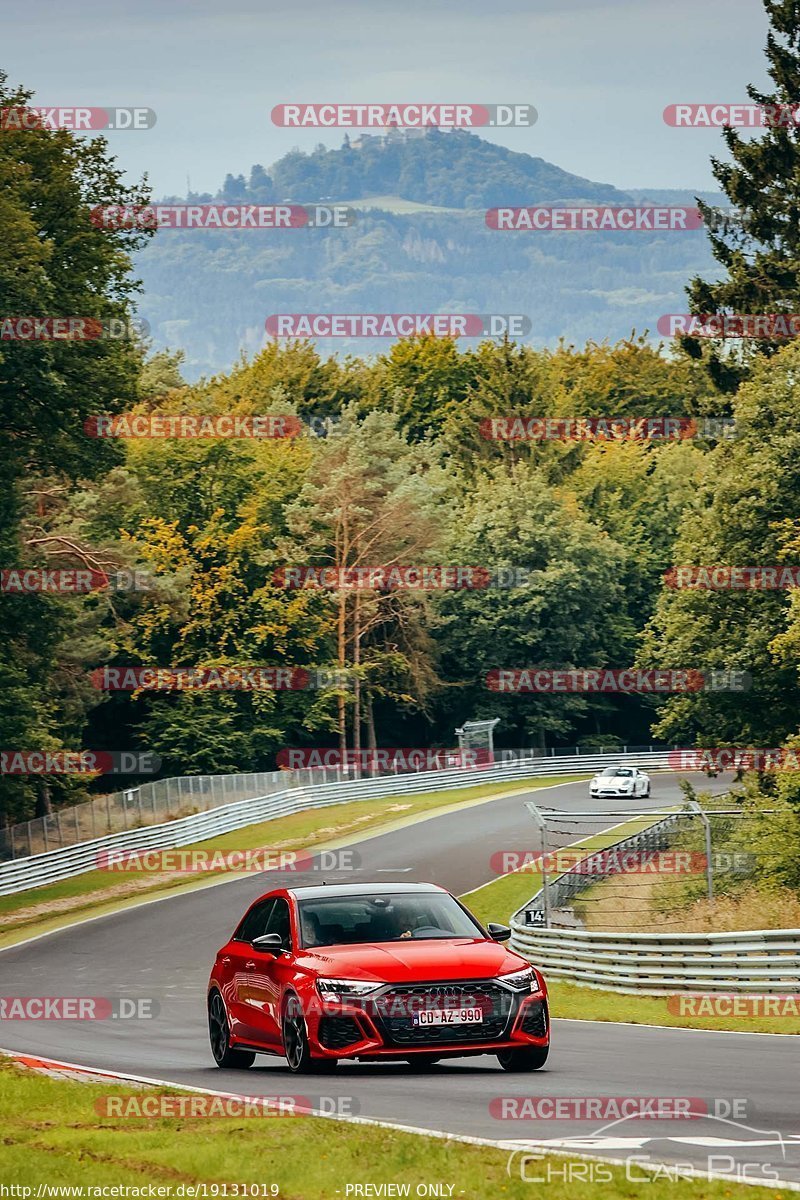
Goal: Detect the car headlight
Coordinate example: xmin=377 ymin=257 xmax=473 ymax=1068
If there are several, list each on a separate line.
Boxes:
xmin=497 ymin=966 xmax=538 ymax=992
xmin=316 ymin=978 xmax=382 ymax=997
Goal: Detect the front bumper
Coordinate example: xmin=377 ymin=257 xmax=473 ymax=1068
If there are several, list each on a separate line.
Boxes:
xmin=306 ymin=979 xmax=549 ymax=1060
xmin=590 ymin=786 xmax=636 ymax=797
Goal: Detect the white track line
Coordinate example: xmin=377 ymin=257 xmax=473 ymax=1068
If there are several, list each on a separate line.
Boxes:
xmin=3 ymin=1047 xmax=798 ymax=1192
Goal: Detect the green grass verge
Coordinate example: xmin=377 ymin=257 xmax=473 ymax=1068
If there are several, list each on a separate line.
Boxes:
xmin=459 ymin=810 xmax=800 ymax=1035
xmin=0 ymin=775 xmax=587 ymax=947
xmin=548 ymin=978 xmax=800 ymax=1035
xmin=0 ymin=1059 xmax=784 ymax=1198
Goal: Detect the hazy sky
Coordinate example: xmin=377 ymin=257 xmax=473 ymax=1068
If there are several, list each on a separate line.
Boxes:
xmin=4 ymin=0 xmax=769 ymax=197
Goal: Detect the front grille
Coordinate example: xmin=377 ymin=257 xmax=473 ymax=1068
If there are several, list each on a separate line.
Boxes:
xmin=318 ymin=1015 xmax=363 ymax=1050
xmin=372 ymin=982 xmax=513 ymax=1045
xmin=521 ymin=999 xmax=548 ymax=1038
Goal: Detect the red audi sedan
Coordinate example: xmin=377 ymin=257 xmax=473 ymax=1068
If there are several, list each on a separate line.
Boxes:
xmin=207 ymin=882 xmax=549 ymax=1073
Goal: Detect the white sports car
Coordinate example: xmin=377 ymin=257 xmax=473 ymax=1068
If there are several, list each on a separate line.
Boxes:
xmin=589 ymin=765 xmax=650 ymax=798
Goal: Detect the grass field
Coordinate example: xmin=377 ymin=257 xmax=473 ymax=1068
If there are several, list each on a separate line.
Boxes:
xmin=0 ymin=1058 xmax=786 ymax=1198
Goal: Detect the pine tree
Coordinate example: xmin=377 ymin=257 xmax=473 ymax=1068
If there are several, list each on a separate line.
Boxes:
xmin=685 ymin=1 xmax=800 ymax=389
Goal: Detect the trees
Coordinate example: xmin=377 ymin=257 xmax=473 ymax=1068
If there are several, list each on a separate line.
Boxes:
xmin=374 ymin=334 xmax=473 ymax=441
xmin=283 ymin=408 xmax=450 ymax=753
xmin=434 ymin=465 xmax=633 ymax=748
xmin=642 ymin=342 xmax=800 ymax=745
xmin=0 ymin=72 xmax=151 ymax=826
xmin=686 ymin=1 xmax=800 ymax=385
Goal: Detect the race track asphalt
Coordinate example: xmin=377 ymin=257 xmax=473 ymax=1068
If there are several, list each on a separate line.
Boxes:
xmin=2 ymin=771 xmax=798 ymax=1187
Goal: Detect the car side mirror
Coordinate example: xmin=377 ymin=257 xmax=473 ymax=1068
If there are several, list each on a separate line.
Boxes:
xmin=487 ymin=922 xmax=511 ymax=942
xmin=251 ymin=933 xmax=285 ymax=954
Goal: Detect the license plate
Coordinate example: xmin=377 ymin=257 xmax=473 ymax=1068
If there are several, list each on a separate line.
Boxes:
xmin=412 ymin=1007 xmax=484 ymax=1026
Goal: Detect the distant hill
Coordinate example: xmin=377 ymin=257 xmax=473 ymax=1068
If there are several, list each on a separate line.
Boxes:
xmin=258 ymin=129 xmax=632 ymax=208
xmin=137 ymin=132 xmax=721 ymax=378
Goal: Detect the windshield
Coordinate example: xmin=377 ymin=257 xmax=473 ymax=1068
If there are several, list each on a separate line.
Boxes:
xmin=599 ymin=767 xmax=633 ymax=777
xmin=297 ymin=892 xmax=485 ymax=948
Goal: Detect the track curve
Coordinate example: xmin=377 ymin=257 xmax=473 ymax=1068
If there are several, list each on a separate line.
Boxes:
xmin=2 ymin=772 xmax=798 ymax=1186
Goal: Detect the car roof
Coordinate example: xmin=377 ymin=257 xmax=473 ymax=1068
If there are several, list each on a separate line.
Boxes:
xmin=286 ymin=882 xmax=447 ymax=900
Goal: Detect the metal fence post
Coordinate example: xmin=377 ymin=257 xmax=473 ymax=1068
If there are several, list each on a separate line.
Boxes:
xmin=687 ymin=800 xmax=714 ymax=903
xmin=525 ymin=802 xmax=551 ymax=928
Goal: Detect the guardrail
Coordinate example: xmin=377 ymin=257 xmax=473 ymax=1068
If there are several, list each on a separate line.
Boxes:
xmin=1 ymin=744 xmax=675 ymax=861
xmin=510 ymin=923 xmax=800 ymax=994
xmin=0 ymin=750 xmax=674 ymax=895
xmin=509 ymin=814 xmax=800 ymax=994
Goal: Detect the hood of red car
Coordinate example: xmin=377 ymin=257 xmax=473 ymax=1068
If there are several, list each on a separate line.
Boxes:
xmin=296 ymin=937 xmax=527 ymax=982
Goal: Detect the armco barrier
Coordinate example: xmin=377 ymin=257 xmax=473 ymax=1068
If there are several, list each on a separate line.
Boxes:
xmin=1 ymin=744 xmax=674 ymax=860
xmin=0 ymin=750 xmax=675 ymax=895
xmin=510 ymin=923 xmax=800 ymax=994
xmin=509 ymin=817 xmax=800 ymax=994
